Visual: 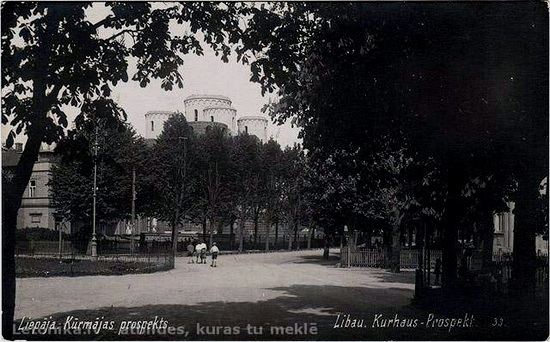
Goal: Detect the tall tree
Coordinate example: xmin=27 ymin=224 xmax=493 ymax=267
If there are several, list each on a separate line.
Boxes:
xmin=50 ymin=120 xmax=146 ymax=250
xmin=279 ymin=145 xmax=307 ymax=250
xmin=259 ymin=139 xmax=285 ymax=251
xmin=148 ymin=114 xmax=195 ymax=255
xmin=229 ymin=134 xmax=262 ymax=252
xmin=194 ymin=127 xmax=232 ymax=246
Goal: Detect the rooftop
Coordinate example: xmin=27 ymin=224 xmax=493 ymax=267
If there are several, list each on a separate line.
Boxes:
xmin=144 ymin=110 xmax=176 ymax=116
xmin=184 ymin=94 xmax=232 ymax=102
xmin=203 ymin=106 xmax=237 ymax=111
xmin=237 ymin=116 xmax=268 ymax=121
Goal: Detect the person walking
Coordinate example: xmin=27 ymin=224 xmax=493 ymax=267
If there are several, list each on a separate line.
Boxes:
xmin=323 ymin=241 xmax=330 ymax=260
xmin=210 ymin=242 xmax=220 ymax=267
xmin=187 ymin=241 xmax=195 ymax=264
xmin=198 ymin=241 xmax=207 ymax=264
xmin=195 ymin=240 xmax=203 ymax=264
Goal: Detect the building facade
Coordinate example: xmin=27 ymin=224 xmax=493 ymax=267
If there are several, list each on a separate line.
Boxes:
xmin=184 ymin=94 xmax=236 ymax=134
xmin=2 ymin=143 xmax=59 ymax=230
xmin=493 ymin=201 xmax=549 ymax=257
xmin=145 ymin=94 xmax=269 ymax=142
xmin=237 ymin=116 xmax=268 ymax=143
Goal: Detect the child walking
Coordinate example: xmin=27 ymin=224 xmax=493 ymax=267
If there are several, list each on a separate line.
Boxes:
xmin=210 ymin=242 xmax=219 ymax=267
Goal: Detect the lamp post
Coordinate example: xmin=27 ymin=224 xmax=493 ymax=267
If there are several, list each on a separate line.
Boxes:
xmin=130 ymin=167 xmax=136 ymax=254
xmin=53 ymin=212 xmax=63 ymax=258
xmin=344 ymin=225 xmax=350 ymax=268
xmin=91 ymin=125 xmax=98 ymax=260
xmin=171 ymin=136 xmax=188 ymax=258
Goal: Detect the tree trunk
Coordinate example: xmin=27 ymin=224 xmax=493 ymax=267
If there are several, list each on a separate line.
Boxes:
xmin=253 ymin=212 xmax=259 ymax=249
xmin=230 ymin=218 xmax=235 ymax=250
xmin=389 ymin=214 xmax=404 ymax=273
xmin=408 ymin=223 xmax=414 ymax=248
xmin=288 ymin=226 xmax=293 ymax=251
xmin=264 ymin=221 xmax=271 ymax=252
xmin=209 ymin=219 xmax=215 ymax=248
xmin=365 ymin=227 xmax=372 ymax=248
xmin=171 ymin=211 xmax=179 ymax=256
xmin=238 ymin=219 xmax=245 ymax=253
xmin=202 ymin=218 xmax=207 ymax=242
xmin=512 ymin=174 xmax=540 ymax=294
xmin=274 ymin=220 xmax=279 ymax=250
xmin=3 ymin=108 xmax=47 ymax=338
xmin=2 ymin=202 xmax=18 ymax=341
xmin=389 ymin=231 xmax=401 ymax=273
xmin=307 ymin=223 xmax=312 ymax=249
xmin=264 ymin=209 xmax=272 ymax=252
xmin=293 ymin=221 xmax=298 ymax=250
xmin=442 ymin=190 xmax=460 ymax=290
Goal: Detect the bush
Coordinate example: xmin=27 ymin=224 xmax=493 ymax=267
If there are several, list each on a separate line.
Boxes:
xmin=70 ymin=225 xmax=92 ymax=253
xmin=16 ymin=227 xmax=69 ymax=242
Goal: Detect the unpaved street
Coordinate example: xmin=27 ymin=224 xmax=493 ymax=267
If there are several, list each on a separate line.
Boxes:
xmin=14 ymin=250 xmax=544 ymax=340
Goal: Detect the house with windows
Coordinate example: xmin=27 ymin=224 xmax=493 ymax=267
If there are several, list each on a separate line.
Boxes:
xmin=2 ymin=142 xmax=59 ymax=230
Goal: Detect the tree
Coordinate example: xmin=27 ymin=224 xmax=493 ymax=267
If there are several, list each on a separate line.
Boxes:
xmin=279 ymin=145 xmax=308 ymax=250
xmin=1 ymin=3 xmax=261 ymax=334
xmin=194 ymin=127 xmax=233 ymax=246
xmin=50 ymin=120 xmax=146 ymax=251
xmin=148 ymin=114 xmax=195 ymax=255
xmin=245 ymin=2 xmax=547 ymax=288
xmin=229 ymin=134 xmax=262 ymax=252
xmin=259 ymin=139 xmax=285 ymax=251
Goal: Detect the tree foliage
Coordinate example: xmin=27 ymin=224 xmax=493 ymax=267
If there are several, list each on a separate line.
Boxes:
xmin=244 ymin=3 xmax=547 ymax=282
xmin=50 ymin=121 xmax=146 ymax=222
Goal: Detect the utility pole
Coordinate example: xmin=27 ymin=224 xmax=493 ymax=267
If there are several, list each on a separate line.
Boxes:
xmin=91 ymin=125 xmax=98 ymax=260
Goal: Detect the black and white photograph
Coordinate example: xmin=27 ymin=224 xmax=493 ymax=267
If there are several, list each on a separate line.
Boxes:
xmin=1 ymin=2 xmax=548 ymax=341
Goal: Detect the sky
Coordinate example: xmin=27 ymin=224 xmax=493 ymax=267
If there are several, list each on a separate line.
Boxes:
xmin=113 ymin=51 xmax=301 ymax=147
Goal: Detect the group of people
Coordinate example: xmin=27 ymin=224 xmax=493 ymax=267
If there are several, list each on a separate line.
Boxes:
xmin=187 ymin=240 xmax=220 ymax=267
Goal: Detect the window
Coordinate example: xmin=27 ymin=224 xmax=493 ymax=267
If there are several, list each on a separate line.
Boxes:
xmin=245 ymin=126 xmax=248 ymax=134
xmin=151 ymin=121 xmax=154 ymax=131
xmin=210 ymin=116 xmax=214 ymax=122
xmin=194 ymin=109 xmax=198 ymax=121
xmin=29 ymin=180 xmax=36 ymax=197
xmin=30 ymin=213 xmax=41 ymax=224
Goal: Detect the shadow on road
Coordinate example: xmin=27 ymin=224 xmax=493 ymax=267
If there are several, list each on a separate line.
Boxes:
xmin=14 ymin=284 xmax=547 ymax=341
xmin=292 ymin=254 xmax=341 ymax=267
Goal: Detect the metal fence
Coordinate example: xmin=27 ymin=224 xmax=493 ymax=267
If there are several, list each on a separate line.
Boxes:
xmin=16 ymin=253 xmax=174 ymax=277
xmin=15 ymin=240 xmax=174 ymax=275
xmin=340 ymin=247 xmax=442 ymax=269
xmin=15 ymin=240 xmax=73 ymax=256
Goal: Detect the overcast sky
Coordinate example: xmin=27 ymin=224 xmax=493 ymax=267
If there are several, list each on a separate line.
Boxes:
xmin=113 ymin=51 xmax=302 ymax=147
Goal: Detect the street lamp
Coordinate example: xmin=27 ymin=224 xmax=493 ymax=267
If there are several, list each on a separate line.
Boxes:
xmin=171 ymin=136 xmax=188 ymax=258
xmin=344 ymin=225 xmax=350 ymax=268
xmin=91 ymin=124 xmax=99 ymax=260
xmin=53 ymin=212 xmax=63 ymax=258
